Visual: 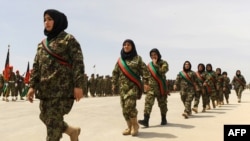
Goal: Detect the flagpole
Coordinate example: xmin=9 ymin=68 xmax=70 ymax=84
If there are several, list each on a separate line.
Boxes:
xmin=93 ymin=65 xmax=96 ymax=75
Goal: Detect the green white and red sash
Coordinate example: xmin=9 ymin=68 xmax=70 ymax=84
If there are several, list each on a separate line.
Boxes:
xmin=195 ymin=72 xmax=205 ymax=83
xmin=179 ymin=71 xmax=194 ymax=86
xmin=234 ymin=76 xmax=245 ymax=87
xmin=148 ymin=62 xmax=167 ymax=95
xmin=117 ymin=57 xmax=142 ymax=92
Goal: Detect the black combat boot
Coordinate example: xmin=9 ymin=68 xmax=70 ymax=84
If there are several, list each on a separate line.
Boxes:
xmin=138 ymin=114 xmax=150 ymax=127
xmin=161 ymin=114 xmax=167 ymax=125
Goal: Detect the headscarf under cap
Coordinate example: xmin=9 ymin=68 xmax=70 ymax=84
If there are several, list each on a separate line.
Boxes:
xmin=120 ymin=39 xmax=138 ymax=60
xmin=44 ymin=9 xmax=68 ymax=41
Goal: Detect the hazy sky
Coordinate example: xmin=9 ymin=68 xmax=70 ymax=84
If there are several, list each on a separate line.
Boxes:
xmin=0 ymin=0 xmax=249 ymax=82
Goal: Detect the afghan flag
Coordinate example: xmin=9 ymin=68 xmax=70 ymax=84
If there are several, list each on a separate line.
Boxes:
xmin=24 ymin=62 xmax=30 ymax=84
xmin=3 ymin=47 xmax=10 ymax=81
xmin=21 ymin=62 xmax=30 ymax=97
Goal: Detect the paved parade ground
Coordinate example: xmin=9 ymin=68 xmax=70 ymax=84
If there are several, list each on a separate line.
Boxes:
xmin=1 ymin=89 xmax=250 ymax=141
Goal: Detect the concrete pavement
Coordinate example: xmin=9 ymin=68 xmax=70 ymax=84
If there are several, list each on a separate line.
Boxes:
xmin=1 ymin=89 xmax=250 ymax=141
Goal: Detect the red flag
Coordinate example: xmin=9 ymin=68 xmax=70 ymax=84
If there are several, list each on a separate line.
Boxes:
xmin=3 ymin=48 xmax=10 ymax=81
xmin=24 ymin=62 xmax=30 ymax=84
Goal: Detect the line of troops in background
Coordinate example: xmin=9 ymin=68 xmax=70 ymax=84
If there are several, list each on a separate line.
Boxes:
xmin=0 ymin=67 xmax=249 ymax=102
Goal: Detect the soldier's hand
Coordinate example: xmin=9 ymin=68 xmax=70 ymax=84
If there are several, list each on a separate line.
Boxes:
xmin=173 ymin=85 xmax=177 ymax=91
xmin=26 ymin=88 xmax=35 ymax=103
xmin=74 ymin=88 xmax=83 ymax=102
xmin=112 ymin=85 xmax=115 ymax=92
xmin=144 ymin=84 xmax=150 ymax=92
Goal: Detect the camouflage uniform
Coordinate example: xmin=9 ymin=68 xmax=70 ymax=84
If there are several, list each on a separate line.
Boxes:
xmin=88 ymin=74 xmax=96 ymax=97
xmin=112 ymin=39 xmax=150 ymax=136
xmin=7 ymin=69 xmax=16 ymax=101
xmin=222 ymin=72 xmax=231 ymax=104
xmin=138 ymin=48 xmax=169 ymax=127
xmin=99 ymin=76 xmax=105 ymax=96
xmin=104 ymin=75 xmax=112 ymax=96
xmin=215 ymin=68 xmax=224 ymax=106
xmin=0 ymin=74 xmax=4 ymax=97
xmin=83 ymin=74 xmax=88 ymax=97
xmin=174 ymin=61 xmax=199 ymax=118
xmin=192 ymin=63 xmax=207 ymax=113
xmin=15 ymin=71 xmax=25 ymax=100
xmin=112 ymin=55 xmax=149 ymax=120
xmin=95 ymin=74 xmax=102 ymax=96
xmin=231 ymin=70 xmax=246 ymax=103
xmin=204 ymin=64 xmax=217 ymax=109
xmin=29 ymin=31 xmax=84 ymax=141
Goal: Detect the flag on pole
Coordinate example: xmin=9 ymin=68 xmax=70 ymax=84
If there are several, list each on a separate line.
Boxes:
xmin=3 ymin=46 xmax=10 ymax=81
xmin=24 ymin=62 xmax=30 ymax=84
xmin=21 ymin=62 xmax=30 ymax=97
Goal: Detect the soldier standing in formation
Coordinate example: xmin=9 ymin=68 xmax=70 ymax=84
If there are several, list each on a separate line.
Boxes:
xmin=231 ymin=70 xmax=246 ymax=103
xmin=138 ymin=48 xmax=169 ymax=127
xmin=15 ymin=70 xmax=25 ymax=100
xmin=112 ymin=39 xmax=150 ymax=136
xmin=95 ymin=74 xmax=102 ymax=96
xmin=103 ymin=75 xmax=112 ymax=96
xmin=83 ymin=73 xmax=88 ymax=97
xmin=88 ymin=73 xmax=96 ymax=97
xmin=26 ymin=9 xmax=84 ymax=141
xmin=5 ymin=66 xmax=17 ymax=102
xmin=173 ymin=61 xmax=199 ymax=119
xmin=0 ymin=73 xmax=4 ymax=98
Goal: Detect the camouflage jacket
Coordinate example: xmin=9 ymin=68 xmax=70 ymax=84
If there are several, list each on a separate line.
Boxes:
xmin=223 ymin=76 xmax=231 ymax=94
xmin=148 ymin=59 xmax=169 ymax=89
xmin=112 ymin=55 xmax=150 ymax=98
xmin=30 ymin=31 xmax=85 ymax=99
xmin=174 ymin=70 xmax=199 ymax=92
xmin=195 ymin=71 xmax=206 ymax=89
xmin=0 ymin=74 xmax=4 ymax=89
xmin=231 ymin=75 xmax=246 ymax=89
xmin=204 ymin=71 xmax=217 ymax=90
xmin=216 ymin=74 xmax=224 ymax=89
xmin=8 ymin=72 xmax=16 ymax=84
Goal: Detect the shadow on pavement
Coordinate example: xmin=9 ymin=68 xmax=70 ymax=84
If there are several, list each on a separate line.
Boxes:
xmin=138 ymin=131 xmax=177 ymax=139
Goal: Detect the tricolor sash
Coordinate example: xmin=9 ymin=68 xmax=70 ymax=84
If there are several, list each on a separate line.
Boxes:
xmin=195 ymin=72 xmax=205 ymax=83
xmin=148 ymin=62 xmax=167 ymax=95
xmin=179 ymin=71 xmax=194 ymax=86
xmin=42 ymin=39 xmax=72 ymax=68
xmin=234 ymin=76 xmax=245 ymax=87
xmin=117 ymin=58 xmax=142 ymax=94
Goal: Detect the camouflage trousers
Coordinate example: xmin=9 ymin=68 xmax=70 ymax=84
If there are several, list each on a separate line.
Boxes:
xmin=143 ymin=90 xmax=168 ymax=115
xmin=180 ymin=90 xmax=195 ymax=114
xmin=4 ymin=84 xmax=16 ymax=97
xmin=235 ymin=86 xmax=244 ymax=100
xmin=39 ymin=98 xmax=74 ymax=141
xmin=15 ymin=85 xmax=23 ymax=97
xmin=193 ymin=89 xmax=209 ymax=109
xmin=120 ymin=92 xmax=138 ymax=121
xmin=217 ymin=88 xmax=224 ymax=103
